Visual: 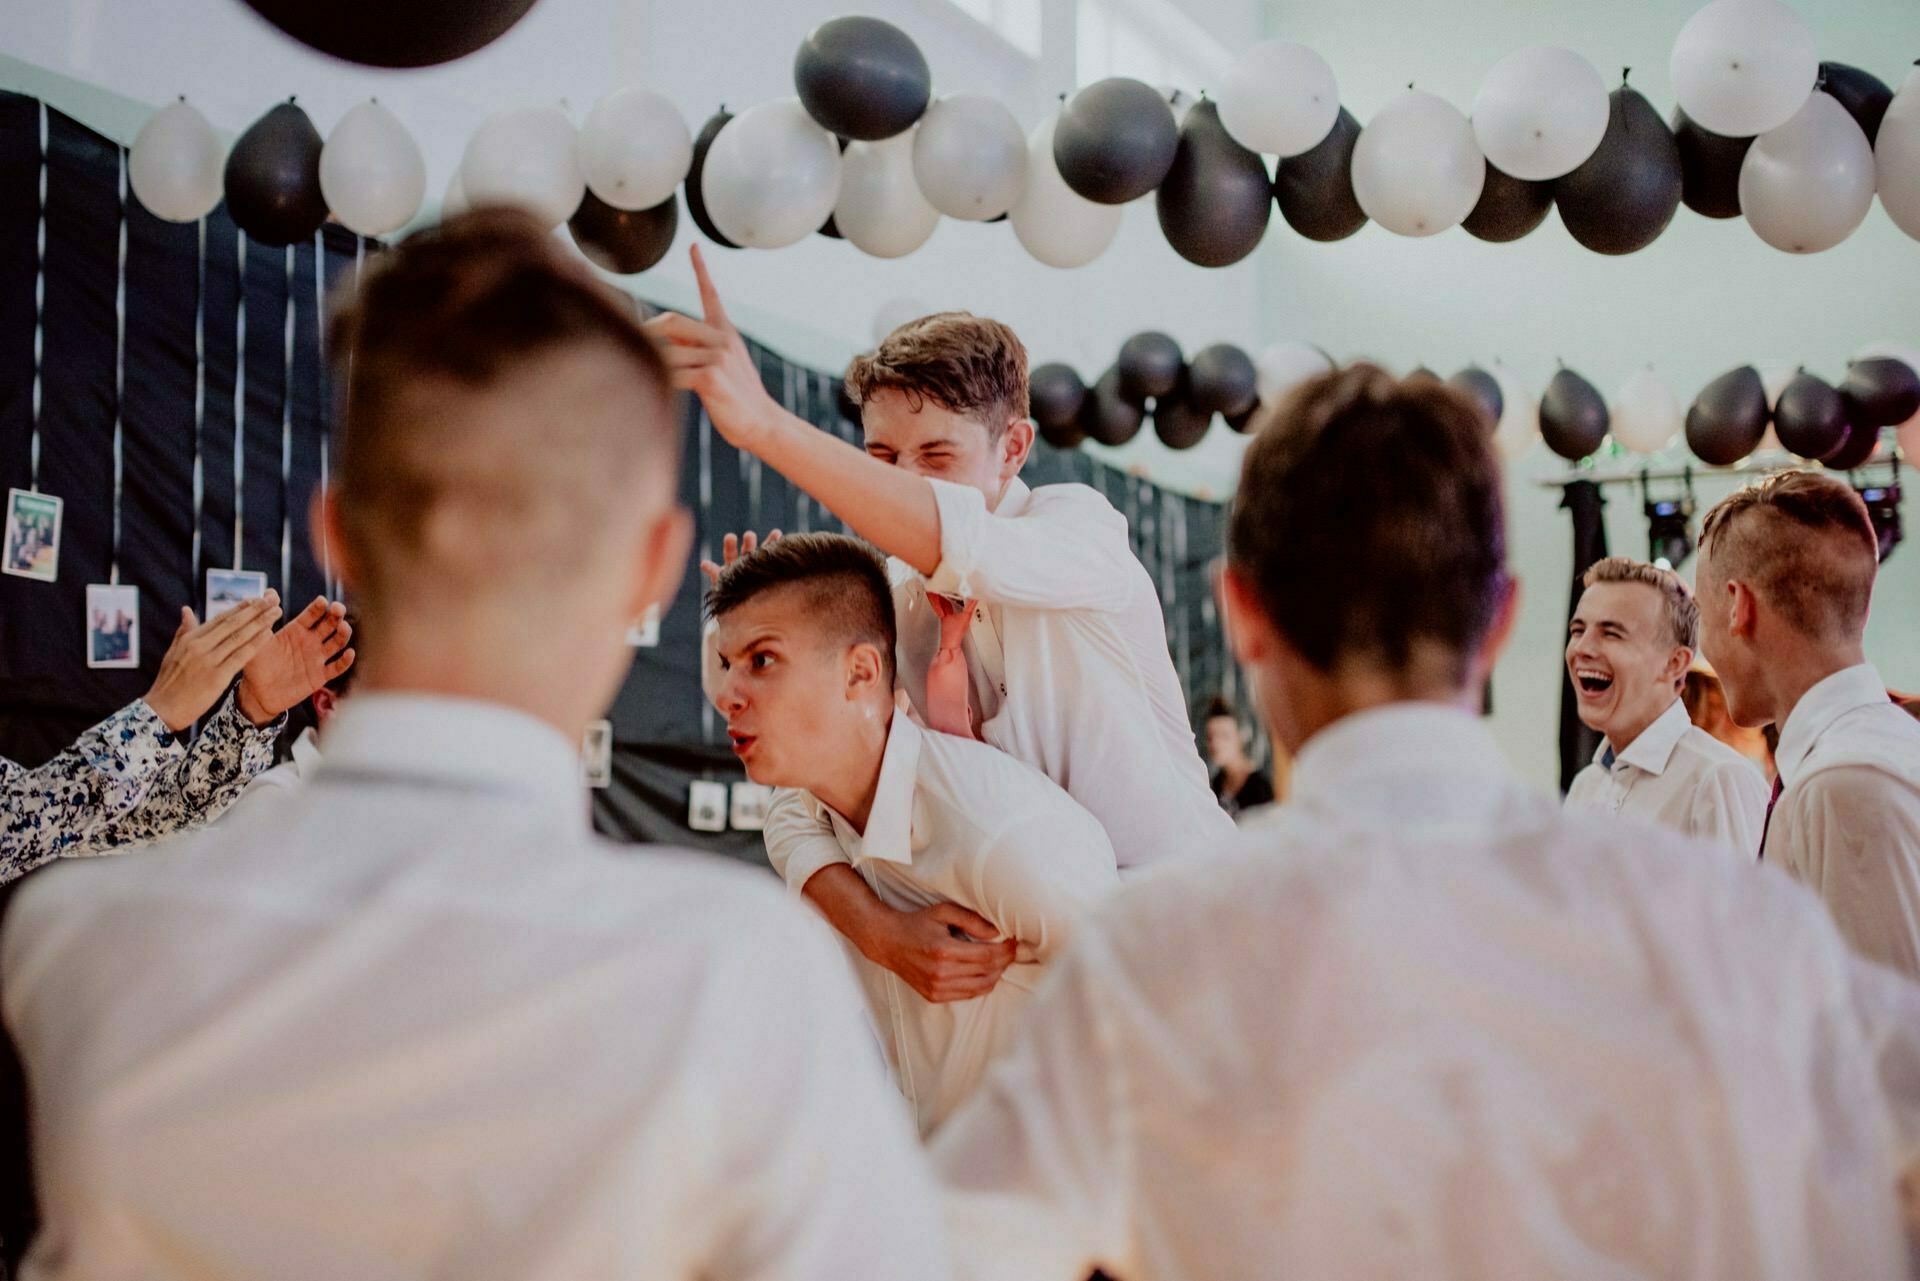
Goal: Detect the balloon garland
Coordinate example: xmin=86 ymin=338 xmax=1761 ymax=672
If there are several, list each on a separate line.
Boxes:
xmin=125 ymin=5 xmax=1920 ymax=275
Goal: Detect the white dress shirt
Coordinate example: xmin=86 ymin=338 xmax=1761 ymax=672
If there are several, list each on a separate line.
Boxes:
xmin=813 ymin=709 xmax=1118 ymax=1136
xmin=933 ymin=702 xmax=1920 ymax=1281
xmin=1766 ymin=662 xmax=1920 ymax=978
xmin=754 ymin=477 xmax=1231 ymax=895
xmin=3 ymin=694 xmax=946 ymax=1281
xmin=1564 ymin=697 xmax=1769 ymax=857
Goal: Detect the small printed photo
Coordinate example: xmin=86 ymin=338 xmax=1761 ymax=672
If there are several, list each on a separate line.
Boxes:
xmin=625 ymin=603 xmax=661 ymax=648
xmin=3 ymin=488 xmax=62 ymax=582
xmin=582 ymin=719 xmax=613 ymax=790
xmin=205 ymin=568 xmax=268 ymax=620
xmin=688 ymin=779 xmax=729 ymax=832
xmin=85 ymin=584 xmax=140 ymax=670
xmin=729 ymin=781 xmax=773 ymax=832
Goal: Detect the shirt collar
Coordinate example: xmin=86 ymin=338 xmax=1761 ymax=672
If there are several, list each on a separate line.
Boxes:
xmin=289 ymin=725 xmax=324 ymax=775
xmin=817 ymin=708 xmax=925 ymax=866
xmin=1290 ymin=701 xmax=1512 ymax=817
xmin=994 ymin=476 xmax=1032 ymax=518
xmin=1600 ymin=698 xmax=1692 ymax=777
xmin=316 ymin=693 xmax=589 ymax=832
xmin=1775 ymin=663 xmax=1888 ymax=787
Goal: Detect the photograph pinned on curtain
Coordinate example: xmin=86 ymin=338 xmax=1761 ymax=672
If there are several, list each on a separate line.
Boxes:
xmin=625 ymin=603 xmax=661 ymax=648
xmin=688 ymin=779 xmax=729 ymax=832
xmin=3 ymin=488 xmax=63 ymax=582
xmin=85 ymin=584 xmax=140 ymax=669
xmin=729 ymin=781 xmax=773 ymax=831
xmin=205 ymin=568 xmax=268 ymax=620
xmin=582 ymin=719 xmax=613 ymax=789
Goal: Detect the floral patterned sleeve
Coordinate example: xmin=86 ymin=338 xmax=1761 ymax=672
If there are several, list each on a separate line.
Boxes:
xmin=1 ymin=691 xmax=281 ymax=883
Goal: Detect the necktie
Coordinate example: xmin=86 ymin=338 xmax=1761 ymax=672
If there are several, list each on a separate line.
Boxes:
xmin=925 ymin=594 xmax=981 ymax=740
xmin=1758 ymin=773 xmax=1784 ymax=861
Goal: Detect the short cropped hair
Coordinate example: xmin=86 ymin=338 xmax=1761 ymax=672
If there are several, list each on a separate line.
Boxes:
xmin=706 ymin=533 xmax=897 ymax=687
xmin=1583 ymin=557 xmax=1699 ymax=651
xmin=1230 ymin=364 xmax=1507 ymax=686
xmin=845 ymin=312 xmax=1028 ymax=440
xmin=328 ymin=208 xmax=677 ymax=604
xmin=1699 ymin=470 xmax=1878 ymax=640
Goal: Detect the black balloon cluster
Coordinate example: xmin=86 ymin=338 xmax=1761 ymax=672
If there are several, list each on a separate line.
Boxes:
xmin=1025 ymin=333 xmax=1261 ymax=452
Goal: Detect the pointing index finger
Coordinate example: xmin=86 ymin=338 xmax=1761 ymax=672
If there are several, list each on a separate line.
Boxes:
xmin=689 ymin=244 xmax=731 ymax=331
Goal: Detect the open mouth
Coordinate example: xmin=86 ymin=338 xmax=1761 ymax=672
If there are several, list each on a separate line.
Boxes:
xmin=1573 ymin=668 xmax=1615 ymax=697
xmin=727 ymin=731 xmax=756 ymax=758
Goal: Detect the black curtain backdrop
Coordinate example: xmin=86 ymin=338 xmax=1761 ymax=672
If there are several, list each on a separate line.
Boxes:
xmin=1558 ymin=479 xmax=1608 ymax=791
xmin=0 ymin=91 xmax=1236 ymax=869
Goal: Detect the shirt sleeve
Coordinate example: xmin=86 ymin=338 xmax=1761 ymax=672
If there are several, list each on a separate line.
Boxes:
xmin=761 ymin=786 xmax=853 ymax=896
xmin=1685 ymin=757 xmax=1769 ymax=860
xmin=965 ymin=809 xmax=1119 ymax=965
xmin=1788 ymin=765 xmax=1920 ymax=977
xmin=1 ymin=699 xmax=179 ymax=884
xmin=76 ymin=689 xmax=282 ymax=856
xmin=931 ymin=925 xmax=1136 ymax=1281
xmin=923 ymin=479 xmax=1138 ymax=614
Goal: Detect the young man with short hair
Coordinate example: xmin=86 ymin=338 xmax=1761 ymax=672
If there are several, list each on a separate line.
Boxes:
xmin=931 ymin=367 xmax=1920 ymax=1281
xmin=1564 ymin=556 xmax=1767 ymax=854
xmin=1695 ymin=469 xmax=1920 ymax=976
xmin=655 ymin=248 xmax=1229 ymax=1006
xmin=710 ymin=531 xmax=1118 ymax=1136
xmin=3 ymin=211 xmax=944 ymax=1280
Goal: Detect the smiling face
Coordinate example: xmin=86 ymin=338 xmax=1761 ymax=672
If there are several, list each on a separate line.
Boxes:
xmin=860 ymin=386 xmax=1031 ymax=507
xmin=1566 ymin=580 xmax=1691 ymax=749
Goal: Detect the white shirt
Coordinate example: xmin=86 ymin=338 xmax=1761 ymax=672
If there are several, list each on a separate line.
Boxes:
xmin=758 ymin=477 xmax=1232 ymax=894
xmin=814 ymin=710 xmax=1118 ymax=1136
xmin=1766 ymin=662 xmax=1920 ymax=978
xmin=933 ymin=702 xmax=1920 ymax=1281
xmin=3 ymin=694 xmax=946 ymax=1281
xmin=1564 ymin=698 xmax=1769 ymax=857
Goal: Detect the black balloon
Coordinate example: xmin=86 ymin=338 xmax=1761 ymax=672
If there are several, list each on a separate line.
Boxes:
xmin=1225 ymin=404 xmax=1259 ymax=433
xmin=1823 ymin=422 xmax=1883 ymax=470
xmin=1054 ymin=78 xmax=1180 ymax=205
xmin=1028 ymin=362 xmax=1089 ymax=429
xmin=1448 ymin=366 xmax=1505 ymax=428
xmin=1820 ymin=62 xmax=1894 ymax=145
xmin=1273 ymin=106 xmax=1366 ymax=242
xmin=1554 ymin=86 xmax=1682 ymax=255
xmin=1156 ymin=101 xmax=1271 ymax=267
xmin=224 ymin=100 xmax=328 ymax=248
xmin=1539 ymin=367 xmax=1610 ymax=460
xmin=1080 ymin=368 xmax=1145 ymax=446
xmin=568 ymin=190 xmax=678 ymax=275
xmin=1686 ymin=366 xmax=1769 ymax=465
xmin=1186 ymin=343 xmax=1258 ymax=417
xmin=1038 ymin=415 xmax=1087 ymax=450
xmin=1771 ymin=371 xmax=1850 ymax=460
xmin=1841 ymin=357 xmax=1920 ymax=428
xmin=240 ymin=0 xmax=540 ymax=67
xmin=819 ymin=213 xmax=842 ymax=239
xmin=1153 ymin=384 xmax=1213 ymax=450
xmin=1463 ymin=162 xmax=1552 ymax=242
xmin=687 ymin=110 xmax=740 ymax=249
xmin=1671 ymin=108 xmax=1752 ymax=220
xmin=794 ymin=16 xmax=930 ymax=141
xmin=1116 ymin=331 xmax=1184 ymax=406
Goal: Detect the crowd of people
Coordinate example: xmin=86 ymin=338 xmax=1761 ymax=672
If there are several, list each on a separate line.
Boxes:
xmin=1 ymin=208 xmax=1918 ymax=1279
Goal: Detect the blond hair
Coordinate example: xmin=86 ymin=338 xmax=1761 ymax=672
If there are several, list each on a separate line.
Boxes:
xmin=1582 ymin=556 xmax=1699 ymax=651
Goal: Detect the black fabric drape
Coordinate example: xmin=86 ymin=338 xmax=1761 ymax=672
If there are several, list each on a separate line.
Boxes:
xmin=1559 ymin=479 xmax=1608 ymax=792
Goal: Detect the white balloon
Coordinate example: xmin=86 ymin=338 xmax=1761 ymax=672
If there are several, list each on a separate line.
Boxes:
xmin=912 ymin=93 xmax=1028 ymax=220
xmin=1670 ymin=0 xmax=1817 ymax=137
xmin=461 ymin=105 xmax=584 ymax=231
xmin=871 ymin=297 xmax=931 ymax=346
xmin=1490 ymin=362 xmax=1539 ymax=461
xmin=1008 ymin=113 xmax=1123 ymax=269
xmin=1739 ymin=92 xmax=1875 ymax=254
xmin=320 ymin=100 xmax=426 ymax=238
xmin=1609 ymin=366 xmax=1683 ymax=454
xmin=1877 ymin=65 xmax=1920 ymax=242
xmin=1217 ymin=40 xmax=1340 ymax=157
xmin=129 ymin=98 xmax=223 ymax=223
xmin=580 ymin=88 xmax=691 ymax=212
xmin=442 ymin=168 xmax=470 ymax=220
xmin=835 ymin=133 xmax=940 ymax=258
xmin=701 ymin=99 xmax=842 ymax=250
xmin=1255 ymin=340 xmax=1333 ymax=405
xmin=1352 ymin=91 xmax=1486 ymax=237
xmin=1471 ymin=47 xmax=1610 ymax=181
